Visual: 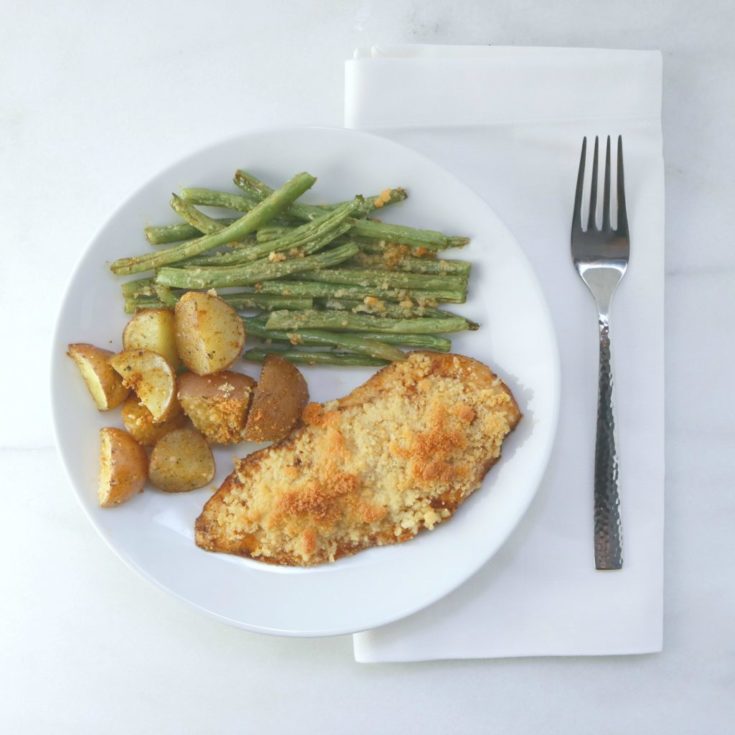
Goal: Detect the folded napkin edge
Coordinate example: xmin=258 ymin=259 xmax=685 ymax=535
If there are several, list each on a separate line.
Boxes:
xmin=353 ymin=641 xmax=664 ymax=664
xmin=353 ymin=44 xmax=662 ymax=61
xmin=345 ymin=49 xmax=661 ymax=128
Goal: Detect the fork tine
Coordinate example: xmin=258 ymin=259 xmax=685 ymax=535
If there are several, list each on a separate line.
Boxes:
xmin=602 ymin=136 xmax=611 ymax=230
xmin=587 ymin=136 xmax=599 ymax=231
xmin=617 ymin=135 xmax=628 ymax=234
xmin=573 ymin=137 xmax=587 ymax=231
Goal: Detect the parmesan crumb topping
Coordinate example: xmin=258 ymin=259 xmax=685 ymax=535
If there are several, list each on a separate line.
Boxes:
xmin=196 ymin=352 xmax=522 ymax=566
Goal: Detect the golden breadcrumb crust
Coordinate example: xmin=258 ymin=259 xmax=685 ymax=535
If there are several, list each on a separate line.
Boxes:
xmin=195 ymin=352 xmax=521 ymax=566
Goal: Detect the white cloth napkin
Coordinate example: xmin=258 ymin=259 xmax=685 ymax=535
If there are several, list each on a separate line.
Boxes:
xmin=347 ymin=45 xmax=664 ymax=662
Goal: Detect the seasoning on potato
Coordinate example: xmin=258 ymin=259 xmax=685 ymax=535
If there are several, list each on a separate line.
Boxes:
xmin=109 ymin=348 xmax=180 ymax=422
xmin=178 ymin=371 xmax=257 ymax=444
xmin=149 ymin=427 xmax=216 ymax=492
xmin=122 ymin=308 xmax=180 ymax=368
xmin=121 ymin=396 xmax=187 ymax=447
xmin=243 ymin=354 xmax=309 ymax=442
xmin=67 ymin=343 xmax=130 ymax=410
xmin=174 ymin=291 xmax=246 ymax=375
xmin=98 ymin=427 xmax=148 ymax=507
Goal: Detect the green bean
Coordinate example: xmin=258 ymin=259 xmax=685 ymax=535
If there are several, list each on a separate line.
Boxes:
xmin=256 ymin=226 xmax=292 ymax=242
xmin=244 ymin=313 xmax=269 ymax=329
xmin=184 ymin=226 xmax=350 ymax=267
xmin=233 ymin=170 xmax=465 ymax=249
xmin=110 ymin=172 xmax=316 ymax=275
xmin=265 ymin=310 xmax=478 ymax=334
xmin=228 ymin=294 xmax=313 ymax=311
xmin=233 ymin=170 xmax=275 ymax=200
xmin=234 ymin=169 xmax=407 ymax=220
xmin=121 ymin=277 xmax=156 ymax=297
xmin=350 ymin=220 xmax=469 ymax=250
xmin=170 ymin=194 xmax=225 ymax=234
xmin=350 ymin=252 xmax=471 ymax=276
xmin=233 ymin=170 xmax=470 ymax=251
xmin=123 ymin=296 xmax=166 ymax=313
xmin=319 ymin=298 xmax=450 ymax=319
xmin=255 ymin=279 xmax=466 ymax=304
xmin=243 ymin=321 xmax=404 ymax=361
xmin=292 ymin=268 xmax=467 ymax=292
xmin=156 ymin=241 xmax=359 ymax=289
xmin=243 ymin=348 xmax=387 ymax=367
xmin=153 ymin=284 xmax=178 ymax=307
xmin=180 ymin=187 xmax=260 ymax=212
xmin=363 ymin=188 xmax=409 ymax=212
xmin=355 ymin=239 xmax=446 ymax=257
xmin=153 ymin=284 xmax=311 ymax=311
xmin=180 ymin=238 xmax=260 ymax=266
xmin=352 ymin=333 xmax=451 ymax=351
xmin=144 ymin=219 xmax=237 ymax=245
xmin=246 ymin=320 xmax=450 ymax=353
xmin=181 ymin=187 xmax=295 ymax=228
xmin=184 ymin=202 xmax=356 ymax=267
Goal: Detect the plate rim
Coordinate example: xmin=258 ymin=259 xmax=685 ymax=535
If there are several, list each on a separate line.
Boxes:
xmin=50 ymin=124 xmax=561 ymax=636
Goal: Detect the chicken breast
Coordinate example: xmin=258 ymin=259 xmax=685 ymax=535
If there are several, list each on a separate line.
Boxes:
xmin=195 ymin=352 xmax=522 ymax=566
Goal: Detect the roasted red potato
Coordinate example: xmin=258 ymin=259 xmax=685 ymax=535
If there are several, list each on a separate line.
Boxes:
xmin=178 ymin=371 xmax=257 ymax=444
xmin=68 ymin=343 xmax=129 ymax=410
xmin=98 ymin=427 xmax=148 ymax=507
xmin=243 ymin=355 xmax=308 ymax=442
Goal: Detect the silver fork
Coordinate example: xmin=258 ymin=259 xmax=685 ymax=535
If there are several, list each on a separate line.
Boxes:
xmin=571 ymin=135 xmax=629 ymax=571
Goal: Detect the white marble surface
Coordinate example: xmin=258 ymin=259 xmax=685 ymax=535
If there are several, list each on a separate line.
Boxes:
xmin=1 ymin=0 xmax=733 ymax=732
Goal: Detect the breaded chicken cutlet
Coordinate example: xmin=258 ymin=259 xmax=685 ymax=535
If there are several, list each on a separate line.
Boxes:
xmin=195 ymin=352 xmax=521 ymax=566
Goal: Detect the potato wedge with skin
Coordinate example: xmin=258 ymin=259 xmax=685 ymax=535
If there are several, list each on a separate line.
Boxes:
xmin=67 ymin=343 xmax=130 ymax=410
xmin=121 ymin=396 xmax=188 ymax=447
xmin=174 ymin=291 xmax=245 ymax=375
xmin=98 ymin=427 xmax=148 ymax=507
xmin=178 ymin=371 xmax=257 ymax=444
xmin=123 ymin=308 xmax=180 ymax=368
xmin=243 ymin=355 xmax=309 ymax=442
xmin=109 ymin=349 xmax=179 ymax=422
xmin=149 ymin=427 xmax=215 ymax=492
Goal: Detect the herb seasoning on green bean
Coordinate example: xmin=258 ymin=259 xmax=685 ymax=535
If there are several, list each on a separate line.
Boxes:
xmin=113 ymin=167 xmax=475 ymax=365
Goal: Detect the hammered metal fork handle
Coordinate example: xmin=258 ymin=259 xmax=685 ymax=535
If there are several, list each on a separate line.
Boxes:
xmin=594 ymin=313 xmax=623 ymax=569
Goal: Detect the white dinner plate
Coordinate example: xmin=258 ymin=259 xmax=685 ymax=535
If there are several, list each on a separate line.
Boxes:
xmin=51 ymin=127 xmax=560 ymax=636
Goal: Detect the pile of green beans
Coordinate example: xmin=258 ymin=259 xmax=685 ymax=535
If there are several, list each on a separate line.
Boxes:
xmin=115 ymin=168 xmax=475 ymax=366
